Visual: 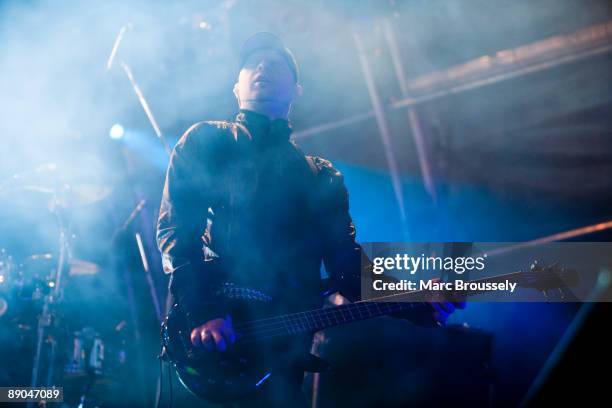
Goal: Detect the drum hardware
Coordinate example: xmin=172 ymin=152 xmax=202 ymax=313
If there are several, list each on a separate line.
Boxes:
xmin=0 ymin=163 xmax=113 ymax=210
xmin=0 ymin=297 xmax=7 ymax=317
xmin=0 ymin=249 xmax=14 ymax=317
xmin=65 ymin=327 xmax=105 ymax=378
xmin=1 ymin=160 xmax=135 ymax=407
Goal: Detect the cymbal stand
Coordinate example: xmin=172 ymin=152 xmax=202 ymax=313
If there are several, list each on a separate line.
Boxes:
xmin=28 ymin=195 xmax=70 ymax=408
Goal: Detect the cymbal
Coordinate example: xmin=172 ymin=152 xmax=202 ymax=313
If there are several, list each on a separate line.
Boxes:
xmin=0 ymin=163 xmax=112 ymax=209
xmin=67 ymin=258 xmax=102 ymax=276
xmin=23 ymin=253 xmax=102 ymax=276
xmin=3 ymin=183 xmax=112 ymax=209
xmin=53 ymin=184 xmax=113 ymax=208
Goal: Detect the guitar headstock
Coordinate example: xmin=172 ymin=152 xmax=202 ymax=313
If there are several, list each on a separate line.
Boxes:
xmin=517 ymin=261 xmax=579 ymax=299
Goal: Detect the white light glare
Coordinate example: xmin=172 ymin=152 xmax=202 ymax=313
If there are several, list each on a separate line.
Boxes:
xmin=109 ymin=124 xmax=125 ymax=139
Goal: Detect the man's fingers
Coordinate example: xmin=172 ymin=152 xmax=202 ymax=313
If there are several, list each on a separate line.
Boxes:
xmin=454 ymin=301 xmax=467 ymax=309
xmin=433 ymin=311 xmax=443 ymax=325
xmin=431 ymin=303 xmax=448 ymax=325
xmin=425 ymin=280 xmax=466 ymax=324
xmin=211 ymin=330 xmax=227 ymax=352
xmin=190 ymin=328 xmax=202 ymax=347
xmin=192 ymin=328 xmax=231 ymax=352
xmin=199 ymin=329 xmax=215 ymax=351
xmin=189 ymin=316 xmax=236 ymax=351
xmin=191 ymin=328 xmax=217 ymax=351
xmin=430 ymin=300 xmax=453 ymax=314
xmin=431 ymin=302 xmax=446 ymax=318
xmin=222 ymin=315 xmax=236 ymax=344
xmin=221 ymin=326 xmax=236 ymax=344
xmin=440 ymin=301 xmax=456 ymax=314
xmin=200 ymin=330 xmax=219 ymax=351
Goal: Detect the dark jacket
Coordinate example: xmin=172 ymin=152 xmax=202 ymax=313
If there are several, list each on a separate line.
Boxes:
xmin=156 ymin=110 xmax=365 ymax=320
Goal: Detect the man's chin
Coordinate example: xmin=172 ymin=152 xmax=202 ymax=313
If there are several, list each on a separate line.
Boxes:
xmin=244 ymin=96 xmax=286 ymax=104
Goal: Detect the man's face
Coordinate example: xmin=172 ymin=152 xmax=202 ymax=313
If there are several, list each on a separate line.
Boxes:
xmin=234 ymin=49 xmax=299 ymax=105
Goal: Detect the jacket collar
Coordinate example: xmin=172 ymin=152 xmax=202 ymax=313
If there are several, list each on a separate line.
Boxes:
xmin=236 ymin=109 xmax=292 ymax=144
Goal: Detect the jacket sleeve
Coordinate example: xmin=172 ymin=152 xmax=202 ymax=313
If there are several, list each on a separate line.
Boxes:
xmin=316 ymin=158 xmax=438 ymax=326
xmin=157 ymin=122 xmax=224 ymax=320
xmin=315 ymin=158 xmax=366 ymax=302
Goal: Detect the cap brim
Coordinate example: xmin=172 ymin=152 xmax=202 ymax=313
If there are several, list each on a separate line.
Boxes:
xmin=239 ymin=32 xmax=286 ymax=63
xmin=238 ymin=32 xmax=299 ymax=81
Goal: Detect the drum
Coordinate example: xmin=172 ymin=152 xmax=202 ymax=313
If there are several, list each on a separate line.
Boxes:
xmin=64 ymin=326 xmax=128 ymax=380
xmin=64 ymin=327 xmax=105 ymax=378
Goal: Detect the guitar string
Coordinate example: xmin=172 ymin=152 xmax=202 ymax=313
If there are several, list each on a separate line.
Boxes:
xmin=233 ymin=287 xmax=459 ymax=335
xmin=230 ymin=287 xmax=430 ymax=331
xmin=234 ymin=301 xmax=428 ymax=340
xmin=234 ymin=303 xmax=384 ymax=333
xmin=180 ymin=272 xmax=537 ymax=346
xmin=232 ymin=301 xmax=410 ymax=333
xmin=237 ymin=302 xmax=423 ymax=342
xmin=232 ymin=287 xmax=440 ymax=333
xmin=198 ymin=274 xmax=522 ymax=341
xmin=237 ymin=304 xmax=403 ymax=341
xmin=199 ymin=272 xmax=529 ymax=341
xmin=231 ymin=271 xmax=527 ymax=331
xmin=233 ymin=278 xmax=524 ymax=339
xmin=232 ymin=279 xmax=495 ymax=337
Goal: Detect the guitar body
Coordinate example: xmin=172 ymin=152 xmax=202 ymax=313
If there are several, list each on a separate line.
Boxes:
xmin=161 ymin=290 xmax=321 ymax=404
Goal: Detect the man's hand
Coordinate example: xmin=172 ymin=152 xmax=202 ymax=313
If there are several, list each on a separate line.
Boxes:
xmin=190 ymin=315 xmax=236 ymax=352
xmin=427 ymin=278 xmax=466 ymax=325
xmin=430 ymin=298 xmax=466 ymax=325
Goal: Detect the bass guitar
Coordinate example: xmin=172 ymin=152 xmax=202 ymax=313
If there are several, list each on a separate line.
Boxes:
xmin=161 ymin=262 xmax=577 ymax=404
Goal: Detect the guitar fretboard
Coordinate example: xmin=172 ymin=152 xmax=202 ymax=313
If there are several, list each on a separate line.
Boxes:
xmin=236 ymin=270 xmax=530 ymax=342
xmin=282 ymin=300 xmax=428 ymax=335
xmin=235 ymin=301 xmax=428 ymax=343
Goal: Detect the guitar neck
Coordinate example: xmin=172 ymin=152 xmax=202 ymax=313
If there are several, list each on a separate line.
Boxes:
xmin=279 ymin=300 xmax=430 ymax=336
xmin=237 ymin=271 xmax=525 ymax=341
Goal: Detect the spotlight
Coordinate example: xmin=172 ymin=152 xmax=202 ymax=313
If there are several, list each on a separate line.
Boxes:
xmin=109 ymin=124 xmax=125 ymax=139
xmin=198 ymin=21 xmax=212 ymax=30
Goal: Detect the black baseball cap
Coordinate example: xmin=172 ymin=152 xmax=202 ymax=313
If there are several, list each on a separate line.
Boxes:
xmin=239 ymin=32 xmax=299 ymax=82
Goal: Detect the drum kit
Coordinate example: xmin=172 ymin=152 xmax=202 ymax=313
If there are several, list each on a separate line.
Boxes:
xmin=0 ymin=164 xmax=133 ymax=407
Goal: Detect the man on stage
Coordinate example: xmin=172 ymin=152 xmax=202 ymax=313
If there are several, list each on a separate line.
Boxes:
xmin=157 ymin=32 xmax=464 ymax=406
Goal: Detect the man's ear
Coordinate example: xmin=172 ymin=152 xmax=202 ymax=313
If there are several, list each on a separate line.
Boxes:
xmin=233 ymin=82 xmax=240 ymax=105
